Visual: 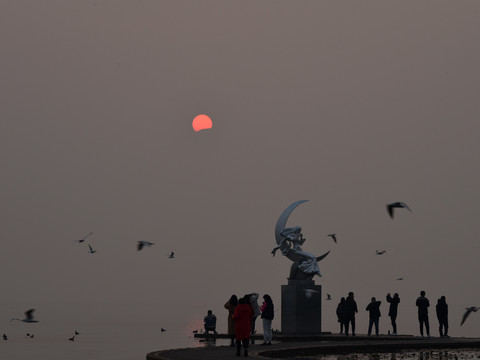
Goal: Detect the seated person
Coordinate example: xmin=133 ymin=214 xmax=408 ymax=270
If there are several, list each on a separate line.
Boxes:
xmin=204 ymin=310 xmax=217 ymax=334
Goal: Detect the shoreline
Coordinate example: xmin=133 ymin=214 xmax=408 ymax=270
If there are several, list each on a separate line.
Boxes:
xmin=147 ymin=334 xmax=480 ymax=360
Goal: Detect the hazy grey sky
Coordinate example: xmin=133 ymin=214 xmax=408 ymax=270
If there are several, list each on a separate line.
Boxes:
xmin=1 ymin=0 xmax=480 ymax=347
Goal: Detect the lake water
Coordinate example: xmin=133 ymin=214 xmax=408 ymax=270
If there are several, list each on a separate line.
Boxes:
xmin=1 ymin=306 xmax=479 ymax=360
xmin=0 ymin=317 xmax=222 ymax=360
xmin=292 ymin=349 xmax=480 ymax=360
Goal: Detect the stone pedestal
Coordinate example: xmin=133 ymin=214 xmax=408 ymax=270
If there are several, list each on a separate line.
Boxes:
xmin=281 ymin=279 xmax=322 ymax=335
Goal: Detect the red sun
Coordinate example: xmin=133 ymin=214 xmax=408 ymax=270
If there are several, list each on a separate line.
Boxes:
xmin=192 ymin=114 xmax=213 ymax=132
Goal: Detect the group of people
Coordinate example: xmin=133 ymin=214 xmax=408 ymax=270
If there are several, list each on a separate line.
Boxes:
xmin=203 ymin=293 xmax=274 ymax=357
xmin=336 ymin=291 xmax=449 ymax=337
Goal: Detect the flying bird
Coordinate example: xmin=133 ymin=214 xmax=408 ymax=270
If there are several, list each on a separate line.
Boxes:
xmin=304 ymin=289 xmax=319 ymax=299
xmin=11 ymin=309 xmax=38 ymax=323
xmin=376 ymin=250 xmax=386 ymax=255
xmin=137 ymin=241 xmax=154 ymax=251
xmin=326 ymin=294 xmax=332 ymax=300
xmin=69 ymin=336 xmax=75 ymax=341
xmin=327 ymin=234 xmax=337 ymax=243
xmin=396 ymin=277 xmax=404 ymax=281
xmin=168 ymin=252 xmax=175 ymax=259
xmin=461 ymin=307 xmax=480 ymax=326
xmin=3 ymin=334 xmax=7 ymax=340
xmin=75 ymin=232 xmax=93 ymax=243
xmin=161 ymin=328 xmax=166 ymax=332
xmin=75 ymin=330 xmax=80 ymax=335
xmin=88 ymin=244 xmax=96 ymax=254
xmin=386 ymin=202 xmax=412 ymax=219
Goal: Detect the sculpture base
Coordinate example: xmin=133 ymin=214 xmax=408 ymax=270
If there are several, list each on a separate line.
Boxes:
xmin=281 ymin=279 xmax=321 ymax=335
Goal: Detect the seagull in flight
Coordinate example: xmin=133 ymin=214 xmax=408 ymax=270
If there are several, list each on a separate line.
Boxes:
xmin=88 ymin=244 xmax=96 ymax=254
xmin=376 ymin=250 xmax=386 ymax=255
xmin=327 ymin=234 xmax=337 ymax=243
xmin=11 ymin=309 xmax=38 ymax=323
xmin=461 ymin=307 xmax=480 ymax=326
xmin=168 ymin=252 xmax=175 ymax=259
xmin=386 ymin=202 xmax=412 ymax=219
xmin=75 ymin=232 xmax=93 ymax=243
xmin=326 ymin=294 xmax=332 ymax=300
xmin=304 ymin=289 xmax=319 ymax=299
xmin=137 ymin=241 xmax=154 ymax=251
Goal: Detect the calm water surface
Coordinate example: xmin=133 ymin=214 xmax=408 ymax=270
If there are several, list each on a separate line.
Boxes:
xmin=0 ymin=316 xmax=221 ymax=360
xmin=297 ymin=350 xmax=480 ymax=360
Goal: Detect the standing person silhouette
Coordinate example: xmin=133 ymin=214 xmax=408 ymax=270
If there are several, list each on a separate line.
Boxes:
xmin=260 ymin=294 xmax=274 ymax=345
xmin=416 ymin=290 xmax=430 ymax=337
xmin=245 ymin=293 xmax=261 ymax=345
xmin=336 ymin=297 xmax=346 ymax=334
xmin=343 ymin=292 xmax=358 ymax=336
xmin=233 ymin=298 xmax=253 ymax=357
xmin=436 ymin=296 xmax=449 ymax=337
xmin=224 ymin=295 xmax=238 ymax=346
xmin=366 ymin=297 xmax=382 ymax=336
xmin=386 ymin=293 xmax=400 ymax=335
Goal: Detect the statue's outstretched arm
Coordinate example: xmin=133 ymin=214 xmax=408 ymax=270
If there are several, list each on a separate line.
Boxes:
xmin=271 ymin=246 xmax=280 ymax=256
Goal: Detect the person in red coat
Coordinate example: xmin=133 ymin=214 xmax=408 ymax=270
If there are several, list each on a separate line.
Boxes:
xmin=232 ymin=297 xmax=253 ymax=357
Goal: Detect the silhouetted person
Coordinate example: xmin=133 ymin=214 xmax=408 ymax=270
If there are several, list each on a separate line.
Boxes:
xmin=233 ymin=298 xmax=253 ymax=357
xmin=343 ymin=292 xmax=358 ymax=336
xmin=436 ymin=296 xmax=449 ymax=337
xmin=203 ymin=310 xmax=217 ymax=335
xmin=225 ymin=295 xmax=238 ymax=346
xmin=366 ymin=297 xmax=382 ymax=336
xmin=416 ymin=290 xmax=430 ymax=337
xmin=386 ymin=293 xmax=400 ymax=335
xmin=336 ymin=297 xmax=346 ymax=334
xmin=245 ymin=293 xmax=261 ymax=345
xmin=260 ymin=294 xmax=274 ymax=345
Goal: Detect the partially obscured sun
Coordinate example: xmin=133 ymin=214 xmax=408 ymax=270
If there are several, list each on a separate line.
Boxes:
xmin=192 ymin=114 xmax=213 ymax=132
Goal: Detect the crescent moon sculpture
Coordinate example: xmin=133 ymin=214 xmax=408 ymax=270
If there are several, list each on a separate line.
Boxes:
xmin=275 ymin=200 xmax=309 ymax=245
xmin=272 ymin=200 xmax=329 ymax=280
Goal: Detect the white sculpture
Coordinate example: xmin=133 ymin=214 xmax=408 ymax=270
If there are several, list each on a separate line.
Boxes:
xmin=273 ymin=200 xmax=329 ymax=280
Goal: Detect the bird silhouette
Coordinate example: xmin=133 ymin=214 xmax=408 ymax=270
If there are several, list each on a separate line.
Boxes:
xmin=376 ymin=250 xmax=386 ymax=255
xmin=168 ymin=252 xmax=175 ymax=259
xmin=69 ymin=336 xmax=75 ymax=341
xmin=3 ymin=334 xmax=7 ymax=340
xmin=88 ymin=244 xmax=97 ymax=254
xmin=11 ymin=309 xmax=38 ymax=323
xmin=75 ymin=232 xmax=93 ymax=243
xmin=461 ymin=307 xmax=480 ymax=325
xmin=137 ymin=241 xmax=154 ymax=251
xmin=326 ymin=294 xmax=332 ymax=300
xmin=75 ymin=330 xmax=80 ymax=335
xmin=327 ymin=234 xmax=337 ymax=243
xmin=386 ymin=202 xmax=412 ymax=219
xmin=304 ymin=289 xmax=319 ymax=299
xmin=396 ymin=277 xmax=404 ymax=281
xmin=161 ymin=328 xmax=166 ymax=332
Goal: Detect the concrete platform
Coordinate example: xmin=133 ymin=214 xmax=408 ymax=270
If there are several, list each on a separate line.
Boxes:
xmin=146 ymin=334 xmax=480 ymax=360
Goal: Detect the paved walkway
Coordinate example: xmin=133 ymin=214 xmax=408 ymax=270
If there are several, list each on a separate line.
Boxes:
xmin=146 ymin=335 xmax=480 ymax=360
